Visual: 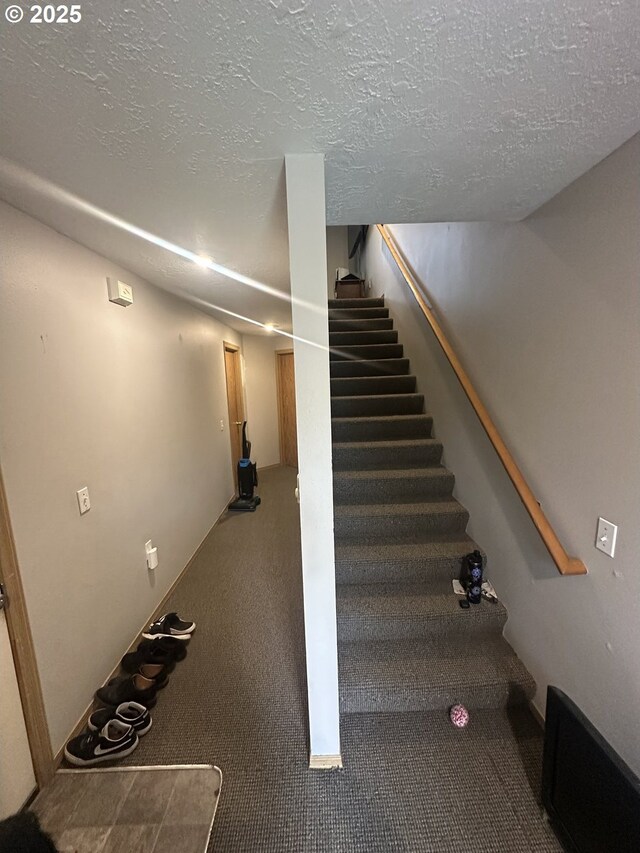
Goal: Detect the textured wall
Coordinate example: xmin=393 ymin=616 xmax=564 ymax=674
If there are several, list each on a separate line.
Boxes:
xmin=0 ymin=202 xmax=240 ymax=752
xmin=363 ymin=135 xmax=640 ymax=773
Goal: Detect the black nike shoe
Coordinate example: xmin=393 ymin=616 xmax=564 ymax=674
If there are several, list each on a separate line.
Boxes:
xmin=96 ymin=673 xmax=158 ymax=709
xmin=142 ymin=612 xmax=196 ymax=640
xmin=64 ymin=720 xmax=138 ymax=766
xmin=88 ymin=701 xmax=152 ymax=737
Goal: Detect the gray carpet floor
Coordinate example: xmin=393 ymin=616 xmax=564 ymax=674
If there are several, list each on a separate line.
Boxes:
xmin=121 ymin=466 xmax=562 ymax=852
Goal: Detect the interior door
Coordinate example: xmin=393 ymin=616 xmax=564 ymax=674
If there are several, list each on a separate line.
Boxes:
xmin=0 ymin=606 xmax=36 ymax=817
xmin=276 ymin=351 xmax=298 ymax=468
xmin=223 ymin=344 xmax=245 ymax=482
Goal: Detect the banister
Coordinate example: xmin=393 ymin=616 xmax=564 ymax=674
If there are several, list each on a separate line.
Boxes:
xmin=376 ymin=223 xmax=587 ymax=577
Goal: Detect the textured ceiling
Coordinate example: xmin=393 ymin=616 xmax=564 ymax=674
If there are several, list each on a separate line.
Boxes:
xmin=1 ymin=0 xmax=639 ymax=331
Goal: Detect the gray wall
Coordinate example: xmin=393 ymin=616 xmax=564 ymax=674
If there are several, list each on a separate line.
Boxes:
xmin=363 ymin=134 xmax=640 ymax=773
xmin=326 ymin=226 xmax=350 ymax=298
xmin=0 ymin=201 xmax=240 ymax=752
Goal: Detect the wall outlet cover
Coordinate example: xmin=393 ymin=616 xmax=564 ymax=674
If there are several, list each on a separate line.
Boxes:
xmin=76 ymin=486 xmax=90 ymax=514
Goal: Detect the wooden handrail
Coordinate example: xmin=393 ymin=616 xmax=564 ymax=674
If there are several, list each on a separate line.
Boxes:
xmin=376 ymin=224 xmax=587 ymax=576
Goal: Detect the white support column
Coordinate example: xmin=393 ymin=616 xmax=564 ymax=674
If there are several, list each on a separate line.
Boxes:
xmin=285 ymin=154 xmax=341 ymax=767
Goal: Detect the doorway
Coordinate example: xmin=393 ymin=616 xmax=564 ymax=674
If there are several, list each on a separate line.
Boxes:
xmin=0 ymin=610 xmax=36 ymax=817
xmin=276 ymin=350 xmax=298 ymax=468
xmin=0 ymin=469 xmax=52 ymax=814
xmin=223 ymin=343 xmax=245 ymax=483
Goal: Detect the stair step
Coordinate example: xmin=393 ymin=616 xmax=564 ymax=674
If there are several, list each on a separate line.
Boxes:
xmin=336 ymin=581 xmax=507 ymax=642
xmin=327 ymin=297 xmax=537 ymax=722
xmin=329 ymin=330 xmax=398 ymax=347
xmin=331 ymin=375 xmax=417 ymax=397
xmin=332 ymin=438 xmax=443 ymax=470
xmin=332 ymin=414 xmax=433 ymax=442
xmin=329 ymin=298 xmax=384 ymax=309
xmin=329 ymin=318 xmax=394 ymax=333
xmin=330 ymin=344 xmax=403 ymax=361
xmin=339 ymin=635 xmax=535 ymax=713
xmin=331 ymin=393 xmax=423 ymax=418
xmin=330 ymin=358 xmax=410 ymax=378
xmin=329 ymin=307 xmax=389 ymax=321
xmin=333 ymin=467 xmax=454 ymax=504
xmin=334 ymin=500 xmax=469 ymax=541
xmin=335 ymin=537 xmax=477 ymax=585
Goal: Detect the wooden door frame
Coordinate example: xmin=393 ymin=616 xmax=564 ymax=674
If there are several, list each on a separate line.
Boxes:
xmin=275 ymin=349 xmax=295 ymax=467
xmin=0 ymin=463 xmax=54 ymax=788
xmin=223 ymin=342 xmax=245 ymax=479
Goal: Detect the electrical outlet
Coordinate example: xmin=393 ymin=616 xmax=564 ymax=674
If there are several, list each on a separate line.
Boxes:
xmin=595 ymin=517 xmax=618 ymax=558
xmin=145 ymin=539 xmax=158 ymax=570
xmin=76 ymin=487 xmax=91 ymax=515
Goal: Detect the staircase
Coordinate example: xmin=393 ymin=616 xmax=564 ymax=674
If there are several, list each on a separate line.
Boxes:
xmin=329 ymin=297 xmax=535 ymax=715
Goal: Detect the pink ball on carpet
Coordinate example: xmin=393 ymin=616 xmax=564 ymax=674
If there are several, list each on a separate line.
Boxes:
xmin=450 ymin=704 xmax=470 ymax=728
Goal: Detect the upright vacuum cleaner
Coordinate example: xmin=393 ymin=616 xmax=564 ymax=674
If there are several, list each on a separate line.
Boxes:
xmin=228 ymin=421 xmax=261 ymax=512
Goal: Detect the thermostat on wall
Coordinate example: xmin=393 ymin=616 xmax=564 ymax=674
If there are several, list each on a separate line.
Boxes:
xmin=107 ymin=277 xmax=134 ymax=306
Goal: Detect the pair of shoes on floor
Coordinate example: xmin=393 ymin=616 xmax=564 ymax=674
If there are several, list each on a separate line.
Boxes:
xmin=96 ymin=663 xmax=169 ymax=709
xmin=121 ymin=635 xmax=188 ymax=675
xmin=142 ymin=611 xmax=196 ymax=641
xmin=64 ymin=702 xmax=151 ymax=766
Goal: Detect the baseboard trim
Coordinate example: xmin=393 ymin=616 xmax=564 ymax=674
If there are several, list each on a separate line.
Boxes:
xmin=53 ymin=496 xmax=234 ymax=768
xmin=529 ymin=699 xmax=545 ymax=730
xmin=309 ymin=753 xmax=343 ymax=770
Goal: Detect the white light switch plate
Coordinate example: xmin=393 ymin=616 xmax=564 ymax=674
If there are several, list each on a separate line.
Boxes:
xmin=595 ymin=517 xmax=617 ymax=558
xmin=76 ymin=487 xmax=90 ymax=515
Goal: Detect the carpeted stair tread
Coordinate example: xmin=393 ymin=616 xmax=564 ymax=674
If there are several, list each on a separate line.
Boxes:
xmin=329 ymin=330 xmax=399 ymax=346
xmin=329 ymin=318 xmax=394 ymax=332
xmin=330 ymin=393 xmax=424 ymax=417
xmin=334 ymin=500 xmax=469 ymax=542
xmin=328 ymin=297 xmax=384 ymax=309
xmin=336 ymin=581 xmax=507 ymax=642
xmin=331 ymin=375 xmax=417 ymax=397
xmin=332 ymin=437 xmax=443 ymax=470
xmin=339 ymin=634 xmax=536 ymax=713
xmin=332 ymin=413 xmax=433 ymax=441
xmin=333 ymin=467 xmax=455 ymax=504
xmin=328 ymin=307 xmax=389 ymax=320
xmin=327 ymin=294 xmax=537 ymax=719
xmin=335 ymin=500 xmax=466 ymax=519
xmin=330 ymin=358 xmax=410 ymax=378
xmin=335 ymin=537 xmax=478 ymax=584
xmin=334 ymin=467 xmax=451 ymax=483
xmin=335 ymin=536 xmax=476 ymax=563
xmin=330 ymin=343 xmax=404 ymax=361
